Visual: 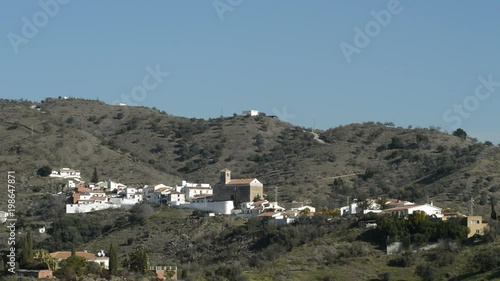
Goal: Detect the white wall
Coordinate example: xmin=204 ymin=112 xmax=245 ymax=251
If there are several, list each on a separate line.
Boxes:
xmin=175 ymin=201 xmax=234 ymax=215
xmin=66 ymin=203 xmax=121 ymax=214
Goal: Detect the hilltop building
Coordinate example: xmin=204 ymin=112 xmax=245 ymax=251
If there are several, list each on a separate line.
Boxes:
xmin=214 ymin=169 xmax=264 ymax=204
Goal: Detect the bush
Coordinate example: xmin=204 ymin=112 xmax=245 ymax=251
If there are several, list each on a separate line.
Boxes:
xmin=388 ymin=252 xmax=415 ymax=268
xmin=378 ymin=272 xmax=391 ymax=281
xmin=469 ymin=248 xmax=500 ymax=273
xmin=37 ymin=165 xmax=52 ymax=177
xmin=415 ymin=263 xmax=437 ymax=281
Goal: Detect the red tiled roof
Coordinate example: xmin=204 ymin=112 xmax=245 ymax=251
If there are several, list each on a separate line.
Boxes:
xmin=50 ymin=251 xmax=107 ymax=260
xmin=257 ymin=212 xmax=278 ymax=217
xmin=226 ymin=179 xmax=255 ymax=185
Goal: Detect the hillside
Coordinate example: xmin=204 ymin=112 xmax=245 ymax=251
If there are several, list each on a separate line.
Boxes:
xmin=1 ymin=97 xmax=500 ymax=216
xmin=2 ymin=97 xmax=500 ymax=280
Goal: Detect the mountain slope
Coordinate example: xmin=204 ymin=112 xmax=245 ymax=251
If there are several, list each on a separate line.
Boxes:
xmin=1 ymin=98 xmax=500 ymax=216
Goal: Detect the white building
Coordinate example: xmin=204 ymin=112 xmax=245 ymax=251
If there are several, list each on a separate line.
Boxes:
xmin=107 ymin=180 xmax=127 ymax=192
xmin=242 ymin=110 xmax=259 ymax=117
xmin=175 ymin=200 xmax=234 ymax=215
xmin=50 ymin=251 xmax=109 ymax=269
xmin=239 ymin=200 xmax=285 ymax=217
xmin=340 ymin=198 xmax=415 ymax=215
xmin=291 ymin=205 xmax=316 ymax=214
xmin=381 ymin=203 xmax=442 ymax=218
xmin=165 ymin=191 xmax=186 ymax=206
xmin=50 ymin=168 xmax=81 ymax=179
xmin=176 ymin=181 xmax=213 ymax=201
xmin=66 ymin=202 xmax=121 ymax=213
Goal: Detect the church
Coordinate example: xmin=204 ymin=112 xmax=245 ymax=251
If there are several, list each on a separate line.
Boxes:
xmin=214 ymin=169 xmax=264 ymax=204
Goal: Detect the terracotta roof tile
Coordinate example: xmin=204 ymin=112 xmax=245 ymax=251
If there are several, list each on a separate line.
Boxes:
xmin=50 ymin=251 xmax=107 ymax=260
xmin=226 ymin=179 xmax=255 ymax=185
xmin=257 ymin=212 xmax=278 ymax=217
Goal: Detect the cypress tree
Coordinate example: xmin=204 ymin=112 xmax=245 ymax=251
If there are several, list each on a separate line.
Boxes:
xmin=27 ymin=230 xmax=33 ymax=262
xmin=21 ymin=236 xmax=30 ymax=267
xmin=91 ymin=167 xmax=99 ymax=183
xmin=109 ymin=243 xmax=118 ymax=275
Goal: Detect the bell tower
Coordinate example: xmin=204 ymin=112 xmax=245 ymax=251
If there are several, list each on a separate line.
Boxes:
xmin=220 ymin=168 xmax=231 ymax=184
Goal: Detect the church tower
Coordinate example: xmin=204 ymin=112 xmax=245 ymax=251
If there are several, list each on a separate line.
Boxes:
xmin=220 ymin=168 xmax=231 ymax=184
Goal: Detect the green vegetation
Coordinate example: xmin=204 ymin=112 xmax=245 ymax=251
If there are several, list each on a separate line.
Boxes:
xmin=36 ymin=165 xmax=52 ymax=177
xmin=2 ymin=98 xmax=500 ymax=280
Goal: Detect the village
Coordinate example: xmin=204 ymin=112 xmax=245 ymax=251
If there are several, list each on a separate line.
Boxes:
xmin=4 ymin=166 xmax=490 ymax=280
xmin=59 ymin=166 xmax=489 ymax=238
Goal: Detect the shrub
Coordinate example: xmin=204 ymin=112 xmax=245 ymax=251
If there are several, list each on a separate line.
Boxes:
xmin=469 ymin=248 xmax=500 ymax=273
xmin=415 ymin=263 xmax=437 ymax=281
xmin=378 ymin=272 xmax=391 ymax=281
xmin=37 ymin=165 xmax=52 ymax=177
xmin=388 ymin=252 xmax=415 ymax=268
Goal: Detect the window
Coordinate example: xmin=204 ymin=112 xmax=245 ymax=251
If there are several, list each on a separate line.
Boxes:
xmin=471 ymin=220 xmax=480 ymax=224
xmin=476 ymin=229 xmax=481 ymax=234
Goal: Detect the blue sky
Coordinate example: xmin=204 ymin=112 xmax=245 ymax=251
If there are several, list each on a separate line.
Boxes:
xmin=2 ymin=1 xmax=500 ymax=143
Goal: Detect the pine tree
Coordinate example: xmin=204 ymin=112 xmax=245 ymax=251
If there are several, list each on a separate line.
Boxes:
xmin=91 ymin=167 xmax=99 ymax=183
xmin=109 ymin=243 xmax=118 ymax=275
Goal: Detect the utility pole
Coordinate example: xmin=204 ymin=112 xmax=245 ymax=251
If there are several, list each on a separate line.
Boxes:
xmin=470 ymin=197 xmax=475 ymax=216
xmin=275 ymin=186 xmax=278 ymax=205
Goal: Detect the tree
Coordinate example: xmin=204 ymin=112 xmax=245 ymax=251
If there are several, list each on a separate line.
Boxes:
xmin=91 ymin=167 xmax=99 ymax=183
xmin=57 ymin=255 xmax=87 ymax=278
xmin=71 ymin=237 xmax=76 ymax=257
xmin=388 ymin=137 xmax=404 ymax=149
xmin=27 ymin=231 xmax=33 ymax=262
xmin=34 ymin=249 xmax=59 ymax=271
xmin=452 ymin=128 xmax=467 ymax=140
xmin=109 ymin=243 xmax=118 ymax=275
xmin=21 ymin=236 xmax=30 ymax=267
xmin=129 ymin=204 xmax=154 ymax=224
xmin=415 ymin=263 xmax=437 ymax=281
xmin=124 ymin=248 xmax=149 ymax=274
xmin=37 ymin=165 xmax=52 ymax=177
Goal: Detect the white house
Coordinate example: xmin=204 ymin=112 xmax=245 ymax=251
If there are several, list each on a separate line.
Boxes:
xmin=50 ymin=168 xmax=81 ymax=179
xmin=291 ymin=205 xmax=316 ymax=214
xmin=107 ymin=180 xmax=127 ymax=192
xmin=50 ymin=251 xmax=109 ymax=269
xmin=165 ymin=191 xmax=186 ymax=206
xmin=191 ymin=194 xmax=214 ymax=203
xmin=239 ymin=200 xmax=285 ymax=217
xmin=340 ymin=198 xmax=415 ymax=215
xmin=242 ymin=110 xmax=259 ymax=117
xmin=381 ymin=203 xmax=442 ymax=218
xmin=176 ymin=181 xmax=213 ymax=201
